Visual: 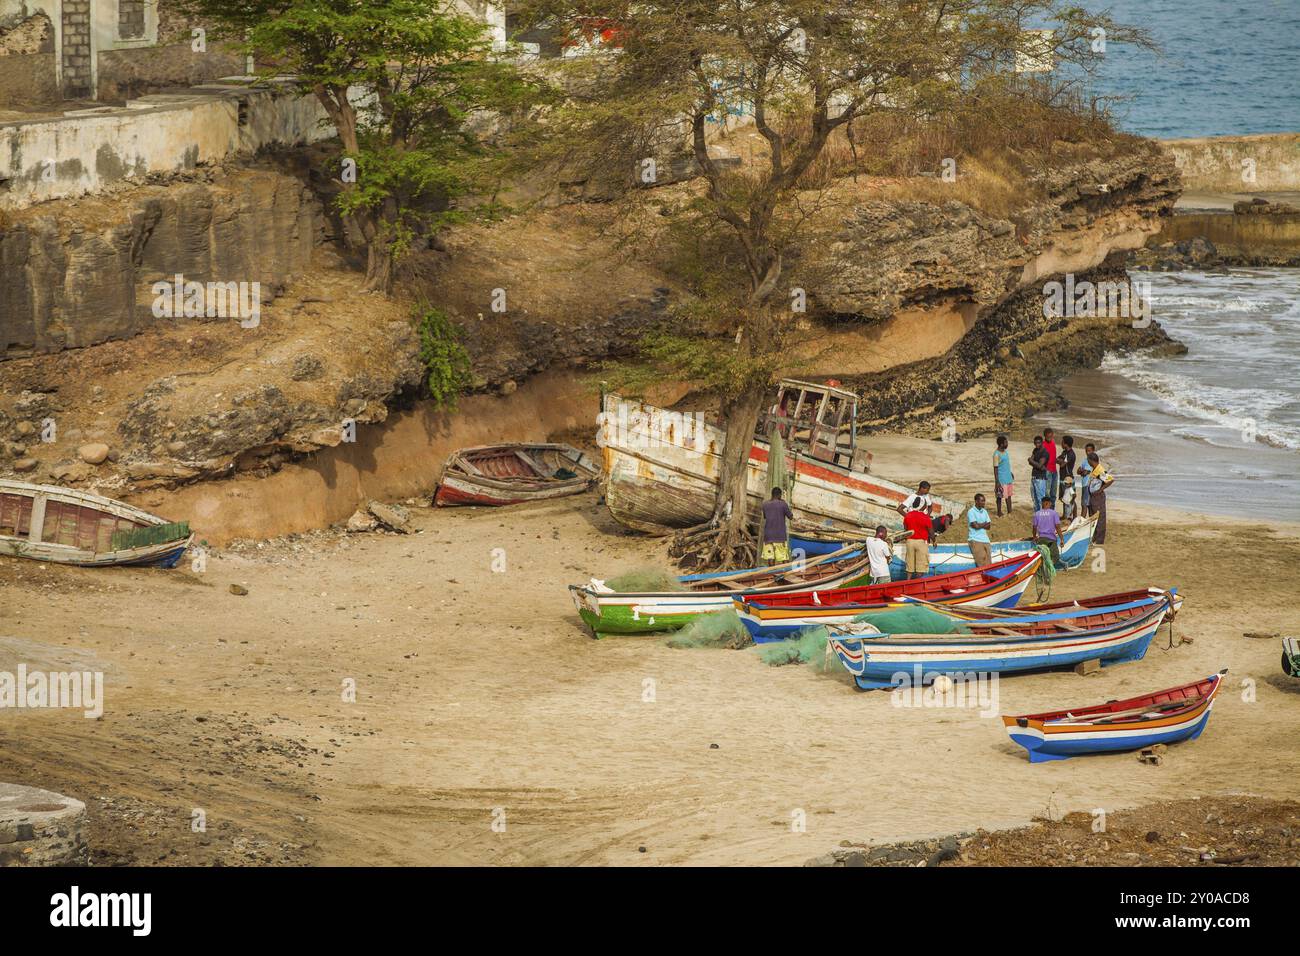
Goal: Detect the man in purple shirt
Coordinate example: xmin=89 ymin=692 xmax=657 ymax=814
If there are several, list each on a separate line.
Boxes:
xmin=760 ymin=487 xmax=794 ymax=565
xmin=1030 ymin=495 xmax=1062 ymax=568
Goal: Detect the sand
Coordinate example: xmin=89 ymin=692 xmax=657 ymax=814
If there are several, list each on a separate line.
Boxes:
xmin=1 ymin=433 xmax=1298 ymax=866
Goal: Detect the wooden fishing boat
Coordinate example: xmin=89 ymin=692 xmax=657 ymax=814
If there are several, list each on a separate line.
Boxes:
xmin=734 ymin=553 xmax=1042 ymax=642
xmin=569 ymin=544 xmax=876 ymax=636
xmin=434 ymin=443 xmax=598 ymax=507
xmin=597 ymin=381 xmax=963 ymax=535
xmin=791 ymin=514 xmax=1099 ymax=573
xmin=1003 ymin=670 xmax=1225 ymax=762
xmin=0 ymin=479 xmax=192 ymax=568
xmin=826 ymin=590 xmax=1175 ymax=690
xmin=907 ymin=587 xmax=1185 ymax=621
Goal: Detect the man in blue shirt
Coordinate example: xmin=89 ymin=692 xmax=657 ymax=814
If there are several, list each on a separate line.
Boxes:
xmin=967 ymin=493 xmax=993 ymax=568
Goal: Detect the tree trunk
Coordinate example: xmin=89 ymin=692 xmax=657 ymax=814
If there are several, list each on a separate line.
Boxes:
xmin=364 ymin=240 xmax=394 ymax=295
xmin=708 ymin=381 xmax=767 ymax=565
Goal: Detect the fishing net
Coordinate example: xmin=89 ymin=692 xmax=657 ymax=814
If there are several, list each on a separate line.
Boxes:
xmin=756 ymin=625 xmax=836 ymax=671
xmin=604 ymin=566 xmax=689 ymax=592
xmin=1034 ymin=544 xmax=1057 ymax=585
xmin=109 ymin=521 xmax=190 ymax=551
xmin=665 ymin=609 xmax=753 ymax=649
xmin=850 ymin=606 xmax=970 ymax=635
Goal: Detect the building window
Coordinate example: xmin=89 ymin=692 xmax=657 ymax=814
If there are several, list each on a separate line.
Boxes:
xmin=118 ymin=0 xmax=146 ymax=40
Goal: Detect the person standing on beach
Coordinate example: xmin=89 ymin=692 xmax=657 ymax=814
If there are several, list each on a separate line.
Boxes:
xmin=1028 ymin=436 xmax=1050 ymax=514
xmin=967 ymin=493 xmax=993 ymax=568
xmin=1084 ymin=452 xmax=1114 ymax=545
xmin=1077 ymin=441 xmax=1097 ymax=516
xmin=760 ymin=487 xmax=794 ymax=565
xmin=993 ymin=435 xmax=1014 ymax=515
xmin=1042 ymin=428 xmax=1059 ymax=505
xmin=898 ymin=481 xmax=933 ymax=517
xmin=1057 ymin=435 xmax=1078 ymax=520
xmin=1030 ymin=495 xmax=1063 ymax=568
xmin=865 ymin=525 xmax=894 ymax=585
xmin=902 ymin=504 xmax=934 ymax=579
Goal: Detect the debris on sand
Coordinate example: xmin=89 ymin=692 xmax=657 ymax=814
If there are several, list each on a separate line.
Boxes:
xmin=366 ymin=500 xmax=413 ymax=533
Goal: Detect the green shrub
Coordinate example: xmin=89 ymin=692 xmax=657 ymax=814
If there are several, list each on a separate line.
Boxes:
xmin=415 ymin=306 xmax=472 ymax=409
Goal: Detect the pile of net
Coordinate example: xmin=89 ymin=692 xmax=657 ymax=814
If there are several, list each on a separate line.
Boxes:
xmin=756 ymin=625 xmax=837 ymax=670
xmin=665 ymin=609 xmax=752 ymax=649
xmin=603 ymin=565 xmax=688 ymax=592
xmin=849 ymin=605 xmax=970 ymax=635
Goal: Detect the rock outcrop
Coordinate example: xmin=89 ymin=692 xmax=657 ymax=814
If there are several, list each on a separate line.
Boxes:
xmin=0 ymin=167 xmax=321 ymax=356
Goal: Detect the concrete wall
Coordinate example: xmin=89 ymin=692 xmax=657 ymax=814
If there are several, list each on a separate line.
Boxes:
xmin=0 ymin=81 xmax=339 ymax=209
xmin=1161 ymin=133 xmax=1300 ymax=193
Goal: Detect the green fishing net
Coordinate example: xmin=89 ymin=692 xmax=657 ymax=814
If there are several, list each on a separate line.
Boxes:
xmin=850 ymin=605 xmax=970 ymax=635
xmin=665 ymin=609 xmax=752 ymax=649
xmin=604 ymin=566 xmax=689 ymax=592
xmin=756 ymin=625 xmax=836 ymax=670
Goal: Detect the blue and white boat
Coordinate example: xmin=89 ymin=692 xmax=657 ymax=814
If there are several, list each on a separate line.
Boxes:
xmin=1002 ymin=670 xmax=1225 ymax=762
xmin=826 ymin=589 xmax=1175 ymax=691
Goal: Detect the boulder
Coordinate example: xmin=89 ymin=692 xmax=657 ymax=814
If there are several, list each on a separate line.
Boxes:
xmin=345 ymin=510 xmax=379 ymax=533
xmin=78 ymin=442 xmax=110 ymax=465
xmin=12 ymin=458 xmax=38 ymax=473
xmin=367 ymin=500 xmax=413 ymax=533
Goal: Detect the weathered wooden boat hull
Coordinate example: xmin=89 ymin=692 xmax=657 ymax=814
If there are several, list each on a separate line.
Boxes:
xmin=598 ymin=394 xmax=961 ymax=534
xmin=735 ymin=554 xmax=1042 ymax=641
xmin=792 ymin=515 xmax=1099 ymax=573
xmin=569 ymin=547 xmax=876 ymax=636
xmin=434 ymin=443 xmax=597 ymax=507
xmin=828 ymin=594 xmax=1171 ymax=690
xmin=1003 ymin=671 xmax=1223 ymax=762
xmin=0 ymin=480 xmax=192 ymax=568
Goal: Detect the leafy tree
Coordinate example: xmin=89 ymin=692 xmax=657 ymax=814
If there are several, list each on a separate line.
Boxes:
xmin=182 ymin=0 xmax=545 ymax=293
xmin=520 ymin=0 xmax=1146 ymax=566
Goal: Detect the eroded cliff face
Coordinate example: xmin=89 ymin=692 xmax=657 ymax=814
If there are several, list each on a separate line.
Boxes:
xmin=0 ymin=139 xmax=1181 ymax=507
xmin=0 ymin=167 xmax=320 ymax=355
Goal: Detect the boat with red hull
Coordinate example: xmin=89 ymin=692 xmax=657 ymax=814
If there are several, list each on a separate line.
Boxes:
xmin=734 ymin=552 xmax=1042 ymax=641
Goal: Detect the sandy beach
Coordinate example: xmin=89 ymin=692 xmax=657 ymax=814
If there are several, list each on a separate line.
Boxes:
xmin=2 ymin=432 xmax=1297 ymax=866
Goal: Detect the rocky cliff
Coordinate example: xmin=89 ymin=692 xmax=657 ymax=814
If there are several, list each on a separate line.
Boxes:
xmin=0 ymin=139 xmax=1182 ymax=500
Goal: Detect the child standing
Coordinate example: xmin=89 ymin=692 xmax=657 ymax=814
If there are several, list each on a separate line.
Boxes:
xmin=993 ymin=435 xmax=1014 ymax=515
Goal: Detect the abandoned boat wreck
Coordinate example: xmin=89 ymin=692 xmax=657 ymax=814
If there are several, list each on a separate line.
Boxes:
xmin=597 ymin=380 xmax=961 ymax=535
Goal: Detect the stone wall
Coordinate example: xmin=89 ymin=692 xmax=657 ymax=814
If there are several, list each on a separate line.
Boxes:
xmin=60 ymin=0 xmax=92 ymax=98
xmin=1161 ymin=133 xmax=1300 ymax=193
xmin=0 ymin=81 xmax=345 ymax=209
xmin=1 ymin=168 xmax=322 ymax=356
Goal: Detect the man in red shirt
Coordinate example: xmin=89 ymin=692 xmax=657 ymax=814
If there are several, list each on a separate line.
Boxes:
xmin=902 ymin=506 xmax=934 ymax=579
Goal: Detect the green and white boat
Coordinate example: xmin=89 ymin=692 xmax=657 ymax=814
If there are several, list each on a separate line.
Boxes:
xmin=568 ymin=545 xmax=874 ymax=636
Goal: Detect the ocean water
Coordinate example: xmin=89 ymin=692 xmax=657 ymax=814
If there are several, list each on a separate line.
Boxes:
xmin=1082 ymin=0 xmax=1300 ymax=138
xmin=1030 ymin=268 xmax=1300 ymax=521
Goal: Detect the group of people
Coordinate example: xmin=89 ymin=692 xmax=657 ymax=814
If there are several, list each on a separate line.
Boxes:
xmin=992 ymin=429 xmax=1115 ymax=566
xmin=755 ymin=429 xmax=1116 ymax=581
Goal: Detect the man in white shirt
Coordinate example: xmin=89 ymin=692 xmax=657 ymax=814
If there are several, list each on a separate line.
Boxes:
xmin=865 ymin=525 xmax=894 ymax=584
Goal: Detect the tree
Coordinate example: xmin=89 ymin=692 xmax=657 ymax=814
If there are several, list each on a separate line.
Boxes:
xmin=520 ymin=0 xmax=1145 ymax=566
xmin=182 ymin=0 xmax=544 ymax=293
